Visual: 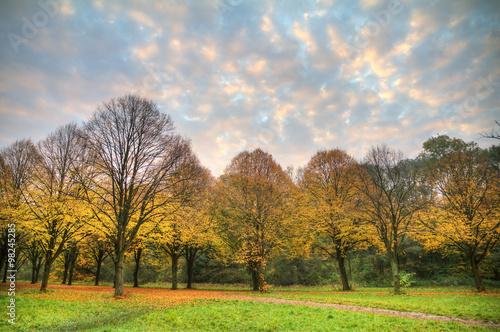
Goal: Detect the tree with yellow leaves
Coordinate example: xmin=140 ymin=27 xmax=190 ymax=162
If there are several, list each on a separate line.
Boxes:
xmin=212 ymin=148 xmax=296 ymax=291
xmin=152 ymin=152 xmax=212 ymax=290
xmin=356 ymin=145 xmax=421 ymax=293
xmin=0 ymin=139 xmax=38 ymax=281
xmin=416 ymin=140 xmax=500 ymax=291
xmin=77 ymin=95 xmax=195 ymax=297
xmin=20 ymin=124 xmax=88 ymax=292
xmin=299 ymin=149 xmax=368 ymax=291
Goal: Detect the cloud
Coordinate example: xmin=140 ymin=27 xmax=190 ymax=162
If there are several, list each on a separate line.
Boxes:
xmin=0 ymin=0 xmax=499 ymax=176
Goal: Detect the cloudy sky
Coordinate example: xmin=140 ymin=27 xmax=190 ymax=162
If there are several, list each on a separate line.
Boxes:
xmin=1 ymin=0 xmax=499 ymax=176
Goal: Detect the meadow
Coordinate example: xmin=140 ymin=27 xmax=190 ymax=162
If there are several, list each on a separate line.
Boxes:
xmin=1 ymin=282 xmax=499 ymax=331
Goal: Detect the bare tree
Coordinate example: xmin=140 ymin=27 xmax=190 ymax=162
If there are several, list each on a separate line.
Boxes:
xmin=480 ymin=121 xmax=500 ymax=140
xmin=79 ymin=94 xmax=193 ymax=297
xmin=357 ymin=145 xmax=420 ymax=293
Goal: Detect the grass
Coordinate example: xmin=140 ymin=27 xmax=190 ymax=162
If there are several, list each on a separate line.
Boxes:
xmin=244 ymin=289 xmax=500 ymax=322
xmin=0 ymin=283 xmax=498 ymax=331
xmin=0 ymin=296 xmax=494 ymax=331
xmin=89 ymin=299 xmax=495 ymax=332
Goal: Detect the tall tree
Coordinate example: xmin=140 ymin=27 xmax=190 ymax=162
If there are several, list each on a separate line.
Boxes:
xmin=416 ymin=142 xmax=500 ymax=291
xmin=78 ymin=94 xmax=193 ymax=297
xmin=152 ymin=153 xmax=210 ymax=290
xmin=21 ymin=124 xmax=87 ymax=292
xmin=0 ymin=140 xmax=38 ymax=280
xmin=24 ymin=236 xmax=44 ymax=284
xmin=81 ymin=233 xmax=110 ymax=286
xmin=299 ymin=149 xmax=367 ymax=291
xmin=212 ymin=149 xmax=296 ymax=291
xmin=357 ymin=145 xmax=420 ymax=293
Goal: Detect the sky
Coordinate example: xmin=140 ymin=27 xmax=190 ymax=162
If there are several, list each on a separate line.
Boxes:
xmin=0 ymin=0 xmax=499 ymax=176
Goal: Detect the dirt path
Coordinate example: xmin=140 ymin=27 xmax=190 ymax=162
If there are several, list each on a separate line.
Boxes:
xmin=222 ymin=294 xmax=500 ymax=329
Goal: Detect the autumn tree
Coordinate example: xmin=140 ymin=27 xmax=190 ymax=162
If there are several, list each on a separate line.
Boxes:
xmin=299 ymin=149 xmax=367 ymax=291
xmin=152 ymin=152 xmax=210 ymax=290
xmin=212 ymin=148 xmax=296 ymax=291
xmin=357 ymin=145 xmax=421 ymax=293
xmin=416 ymin=138 xmax=500 ymax=291
xmin=182 ymin=169 xmax=215 ymax=289
xmin=0 ymin=140 xmax=38 ymax=279
xmin=80 ymin=233 xmax=110 ymax=286
xmin=24 ymin=235 xmax=44 ymax=284
xmin=20 ymin=124 xmax=88 ymax=292
xmin=61 ymin=240 xmax=79 ymax=285
xmin=78 ymin=94 xmax=193 ymax=297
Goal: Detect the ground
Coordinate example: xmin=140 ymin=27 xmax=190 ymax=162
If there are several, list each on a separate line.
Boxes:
xmin=1 ymin=282 xmax=499 ymax=331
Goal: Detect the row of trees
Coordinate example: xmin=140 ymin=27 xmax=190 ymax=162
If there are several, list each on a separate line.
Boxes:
xmin=1 ymin=95 xmax=499 ymax=295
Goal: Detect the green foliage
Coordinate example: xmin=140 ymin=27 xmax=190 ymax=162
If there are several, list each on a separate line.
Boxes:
xmin=399 ymin=271 xmax=416 ymax=289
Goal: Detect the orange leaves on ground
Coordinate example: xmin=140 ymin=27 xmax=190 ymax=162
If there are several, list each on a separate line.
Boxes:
xmin=15 ymin=282 xmax=241 ymax=310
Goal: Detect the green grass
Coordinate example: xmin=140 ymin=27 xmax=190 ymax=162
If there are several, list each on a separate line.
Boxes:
xmin=245 ymin=290 xmax=500 ymax=322
xmin=0 ymin=296 xmax=494 ymax=331
xmin=0 ymin=284 xmax=498 ymax=331
xmin=0 ymin=294 xmax=148 ymax=331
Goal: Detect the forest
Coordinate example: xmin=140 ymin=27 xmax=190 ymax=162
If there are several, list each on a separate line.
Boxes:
xmin=1 ymin=95 xmax=499 ymax=296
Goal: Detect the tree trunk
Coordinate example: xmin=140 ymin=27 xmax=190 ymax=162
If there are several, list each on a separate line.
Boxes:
xmin=336 ymin=247 xmax=351 ymax=291
xmin=171 ymin=254 xmax=179 ymax=290
xmin=61 ymin=258 xmax=70 ymax=284
xmin=389 ymin=251 xmax=401 ymax=293
xmin=133 ymin=247 xmax=142 ymax=288
xmin=2 ymin=259 xmax=8 ymax=283
xmin=185 ymin=247 xmax=198 ymax=289
xmin=251 ymin=267 xmax=260 ymax=291
xmin=113 ymin=251 xmax=125 ymax=297
xmin=31 ymin=262 xmax=37 ymax=284
xmin=471 ymin=258 xmax=485 ymax=292
xmin=40 ymin=250 xmax=53 ymax=292
xmin=33 ymin=257 xmax=42 ymax=284
xmin=347 ymin=254 xmax=353 ymax=282
xmin=68 ymin=251 xmax=78 ymax=286
xmin=0 ymin=230 xmax=7 ymax=281
xmin=95 ymin=258 xmax=103 ymax=286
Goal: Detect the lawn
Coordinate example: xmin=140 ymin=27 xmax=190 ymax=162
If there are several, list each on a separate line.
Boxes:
xmin=242 ymin=288 xmax=500 ymax=322
xmin=0 ymin=283 xmax=498 ymax=331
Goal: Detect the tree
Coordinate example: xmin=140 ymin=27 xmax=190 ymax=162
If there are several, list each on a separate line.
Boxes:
xmin=299 ymin=149 xmax=367 ymax=291
xmin=21 ymin=124 xmax=87 ymax=292
xmin=81 ymin=233 xmax=110 ymax=286
xmin=480 ymin=120 xmax=500 ymax=140
xmin=78 ymin=94 xmax=193 ymax=297
xmin=212 ymin=148 xmax=296 ymax=291
xmin=61 ymin=240 xmax=80 ymax=285
xmin=0 ymin=140 xmax=38 ymax=282
xmin=357 ymin=145 xmax=421 ymax=293
xmin=132 ymin=245 xmax=143 ymax=288
xmin=416 ymin=143 xmax=500 ymax=291
xmin=182 ymin=174 xmax=215 ymax=289
xmin=24 ymin=236 xmax=44 ymax=284
xmin=152 ymin=153 xmax=211 ymax=290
